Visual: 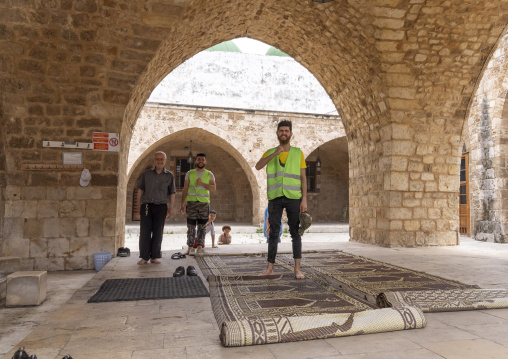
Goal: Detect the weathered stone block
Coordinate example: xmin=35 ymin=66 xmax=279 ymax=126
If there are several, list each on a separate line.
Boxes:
xmin=389 ymin=172 xmax=409 ymax=191
xmin=76 ymin=217 xmax=89 ymax=237
xmin=24 ymin=219 xmax=42 ymax=238
xmin=29 ymin=238 xmax=47 ymax=258
xmin=89 ymin=218 xmax=103 ymax=236
xmin=6 ymin=271 xmax=47 ymax=307
xmin=85 ymin=199 xmax=117 ymax=217
xmin=0 ymin=257 xmax=21 ymax=272
xmin=60 ymin=218 xmax=77 ymax=237
xmin=37 ymin=200 xmax=59 ymax=218
xmin=48 ymin=238 xmax=70 ymax=257
xmin=388 ymin=207 xmax=412 ymax=220
xmin=43 ymin=218 xmax=60 ymax=237
xmin=21 ymin=187 xmax=47 ymax=200
xmin=59 ymin=200 xmax=86 ymax=217
xmin=103 ymin=217 xmax=116 ymax=237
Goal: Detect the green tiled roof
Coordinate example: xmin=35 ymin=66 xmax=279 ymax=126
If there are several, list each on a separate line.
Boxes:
xmin=266 ymin=47 xmax=289 ymax=57
xmin=206 ymin=41 xmax=242 ymax=53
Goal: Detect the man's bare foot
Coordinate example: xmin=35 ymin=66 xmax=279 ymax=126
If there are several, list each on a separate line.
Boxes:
xmin=212 ymin=245 xmax=218 ymax=248
xmin=150 ymin=259 xmax=161 ymax=264
xmin=182 ymin=251 xmax=189 ymax=255
xmin=295 ymin=270 xmax=305 ymax=280
xmin=259 ymin=269 xmax=274 ymax=276
xmin=137 ymin=259 xmax=148 ymax=265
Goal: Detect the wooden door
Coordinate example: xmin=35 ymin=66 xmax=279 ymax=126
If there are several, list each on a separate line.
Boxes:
xmin=459 ymin=153 xmax=470 ymax=236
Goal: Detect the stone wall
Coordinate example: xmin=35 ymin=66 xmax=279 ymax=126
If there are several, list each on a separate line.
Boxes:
xmin=126 ymin=140 xmax=254 ymax=224
xmin=0 ymin=0 xmax=506 ymax=269
xmin=128 ymin=104 xmax=345 ymax=225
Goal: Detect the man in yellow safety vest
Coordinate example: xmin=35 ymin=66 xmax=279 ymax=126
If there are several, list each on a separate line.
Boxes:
xmin=180 ymin=153 xmax=216 ymax=255
xmin=255 ymin=120 xmax=307 ymax=279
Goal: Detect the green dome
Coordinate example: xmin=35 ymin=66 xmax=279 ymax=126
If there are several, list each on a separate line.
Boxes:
xmin=266 ymin=47 xmax=289 ymax=57
xmin=206 ymin=41 xmax=242 ymax=53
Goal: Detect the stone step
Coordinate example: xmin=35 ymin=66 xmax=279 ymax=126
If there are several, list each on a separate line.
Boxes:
xmin=125 ymin=222 xmax=349 ymax=234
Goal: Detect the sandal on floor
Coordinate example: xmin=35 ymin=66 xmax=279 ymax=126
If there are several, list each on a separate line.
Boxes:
xmin=179 ymin=254 xmax=186 ymax=258
xmin=171 ymin=252 xmax=181 ymax=260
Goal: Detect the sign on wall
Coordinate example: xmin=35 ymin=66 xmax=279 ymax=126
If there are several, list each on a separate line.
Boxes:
xmin=93 ymin=132 xmax=119 ymax=152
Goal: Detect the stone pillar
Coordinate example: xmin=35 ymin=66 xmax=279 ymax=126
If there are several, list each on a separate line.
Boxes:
xmin=349 ymin=121 xmax=461 ymax=247
xmin=467 ymin=32 xmax=508 ymax=243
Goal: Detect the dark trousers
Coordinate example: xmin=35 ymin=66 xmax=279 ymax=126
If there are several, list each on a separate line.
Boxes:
xmin=139 ymin=203 xmax=167 ymax=260
xmin=267 ymin=196 xmax=302 ymax=263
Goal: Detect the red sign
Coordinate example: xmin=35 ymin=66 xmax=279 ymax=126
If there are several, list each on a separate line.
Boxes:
xmin=93 ymin=132 xmax=119 ymax=152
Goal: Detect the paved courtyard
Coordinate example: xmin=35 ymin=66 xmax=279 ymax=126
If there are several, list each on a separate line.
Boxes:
xmin=2 ymin=225 xmax=508 ymax=358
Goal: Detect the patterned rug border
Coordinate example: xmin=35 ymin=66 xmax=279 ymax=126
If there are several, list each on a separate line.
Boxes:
xmin=219 ymin=305 xmax=427 ymax=346
xmin=377 ymin=288 xmax=508 ymax=312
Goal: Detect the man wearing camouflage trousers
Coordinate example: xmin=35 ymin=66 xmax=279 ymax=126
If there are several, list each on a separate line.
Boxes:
xmin=180 ymin=153 xmax=216 ymax=255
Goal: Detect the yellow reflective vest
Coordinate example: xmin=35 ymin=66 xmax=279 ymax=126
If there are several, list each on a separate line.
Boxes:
xmin=186 ymin=169 xmax=211 ymax=203
xmin=266 ymin=147 xmax=302 ymax=200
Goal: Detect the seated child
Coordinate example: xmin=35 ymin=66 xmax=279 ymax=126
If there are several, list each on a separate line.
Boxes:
xmin=218 ymin=225 xmax=232 ymax=245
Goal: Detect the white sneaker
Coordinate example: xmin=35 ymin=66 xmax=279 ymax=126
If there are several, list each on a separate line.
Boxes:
xmin=189 ymin=248 xmax=196 ymax=256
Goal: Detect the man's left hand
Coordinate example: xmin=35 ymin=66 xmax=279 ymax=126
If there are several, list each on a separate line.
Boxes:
xmin=300 ymin=199 xmax=307 ymax=213
xmin=166 ymin=208 xmax=172 ymax=219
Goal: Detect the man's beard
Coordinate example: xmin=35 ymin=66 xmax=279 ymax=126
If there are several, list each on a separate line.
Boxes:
xmin=196 ymin=163 xmax=205 ymax=169
xmin=278 ymin=134 xmax=291 ymax=145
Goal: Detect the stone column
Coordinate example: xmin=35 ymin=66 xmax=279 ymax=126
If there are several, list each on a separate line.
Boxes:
xmin=349 ymin=118 xmax=461 ymax=247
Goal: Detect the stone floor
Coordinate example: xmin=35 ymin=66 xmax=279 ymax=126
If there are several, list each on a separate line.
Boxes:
xmin=2 ymin=228 xmax=508 ymax=358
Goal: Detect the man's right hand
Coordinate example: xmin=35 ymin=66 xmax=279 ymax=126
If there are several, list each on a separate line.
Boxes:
xmin=274 ymin=145 xmax=284 ymax=155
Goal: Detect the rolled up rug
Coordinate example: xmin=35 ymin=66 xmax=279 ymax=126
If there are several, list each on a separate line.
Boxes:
xmin=377 ymin=288 xmax=508 ymax=313
xmin=220 ymin=306 xmax=426 ymax=347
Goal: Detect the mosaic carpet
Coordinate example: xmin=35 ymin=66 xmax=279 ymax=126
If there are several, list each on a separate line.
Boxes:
xmin=87 ymin=276 xmax=209 ymax=303
xmin=196 ymin=250 xmax=508 ymax=346
xmin=276 ymin=251 xmax=480 ymax=306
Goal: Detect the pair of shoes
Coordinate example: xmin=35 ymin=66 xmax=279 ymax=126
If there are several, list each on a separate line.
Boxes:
xmin=171 ymin=252 xmax=186 ymax=259
xmin=117 ymin=247 xmax=130 ymax=257
xmin=12 ymin=347 xmax=37 ymax=359
xmin=173 ymin=266 xmax=198 ymax=277
xmin=187 ymin=265 xmax=198 ymax=276
xmin=173 ymin=266 xmax=185 ymax=277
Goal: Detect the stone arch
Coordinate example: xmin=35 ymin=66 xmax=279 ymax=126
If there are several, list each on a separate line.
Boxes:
xmin=466 ymin=30 xmax=508 ymax=242
xmin=1 ymin=1 xmax=505 ymax=270
xmin=126 ymin=127 xmax=260 ymax=224
xmin=117 ymin=2 xmax=389 ymax=248
xmin=305 ymin=136 xmax=350 ymax=223
xmin=0 ymin=96 xmax=4 ymax=254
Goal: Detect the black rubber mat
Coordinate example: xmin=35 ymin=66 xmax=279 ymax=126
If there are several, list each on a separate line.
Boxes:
xmin=87 ymin=276 xmax=209 ymax=303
